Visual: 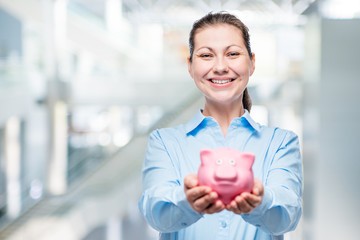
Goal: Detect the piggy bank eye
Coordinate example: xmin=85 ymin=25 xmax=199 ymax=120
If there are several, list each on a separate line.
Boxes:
xmin=229 ymin=159 xmax=236 ymax=165
xmin=216 ymin=159 xmax=223 ymax=165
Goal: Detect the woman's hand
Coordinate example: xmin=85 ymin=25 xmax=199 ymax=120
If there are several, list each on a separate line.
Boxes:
xmin=184 ymin=174 xmax=225 ymax=214
xmin=226 ymin=178 xmax=264 ymax=214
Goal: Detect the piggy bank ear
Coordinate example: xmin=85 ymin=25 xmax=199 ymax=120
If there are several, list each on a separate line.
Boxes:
xmin=200 ymin=149 xmax=213 ymax=164
xmin=240 ymin=152 xmax=255 ymax=169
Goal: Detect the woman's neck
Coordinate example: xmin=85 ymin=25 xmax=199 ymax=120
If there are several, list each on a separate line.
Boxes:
xmin=202 ymin=101 xmax=244 ymax=137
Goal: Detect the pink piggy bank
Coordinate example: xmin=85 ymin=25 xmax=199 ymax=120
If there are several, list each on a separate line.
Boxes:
xmin=197 ymin=148 xmax=255 ymax=204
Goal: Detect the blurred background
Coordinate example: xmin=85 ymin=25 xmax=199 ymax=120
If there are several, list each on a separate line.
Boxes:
xmin=0 ymin=0 xmax=359 ymax=239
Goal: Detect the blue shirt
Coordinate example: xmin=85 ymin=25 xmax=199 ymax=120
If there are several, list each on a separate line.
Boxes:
xmin=139 ymin=110 xmax=303 ymax=240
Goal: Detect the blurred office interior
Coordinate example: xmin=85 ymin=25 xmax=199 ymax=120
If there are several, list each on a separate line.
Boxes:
xmin=0 ymin=0 xmax=359 ymax=239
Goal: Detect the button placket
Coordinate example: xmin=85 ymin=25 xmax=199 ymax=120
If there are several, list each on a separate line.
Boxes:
xmin=216 ymin=211 xmax=230 ymax=239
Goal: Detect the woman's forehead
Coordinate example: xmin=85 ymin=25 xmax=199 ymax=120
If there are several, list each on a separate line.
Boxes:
xmin=193 ymin=24 xmax=245 ymax=48
xmin=195 ymin=23 xmax=242 ymax=35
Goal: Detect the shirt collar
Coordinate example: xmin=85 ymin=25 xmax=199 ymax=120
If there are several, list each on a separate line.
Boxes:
xmin=185 ymin=109 xmax=260 ymax=134
xmin=238 ymin=109 xmax=261 ymax=132
xmin=185 ymin=109 xmax=207 ymax=134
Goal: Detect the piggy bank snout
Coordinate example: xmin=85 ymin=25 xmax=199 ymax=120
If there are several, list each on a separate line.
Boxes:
xmin=214 ymin=165 xmax=237 ymax=182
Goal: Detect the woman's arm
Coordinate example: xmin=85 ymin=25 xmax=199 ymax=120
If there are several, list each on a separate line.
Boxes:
xmin=231 ymin=130 xmax=303 ymax=235
xmin=138 ymin=130 xmax=203 ymax=233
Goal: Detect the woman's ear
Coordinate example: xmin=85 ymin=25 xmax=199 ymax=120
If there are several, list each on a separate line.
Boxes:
xmin=250 ymin=53 xmax=255 ymax=76
xmin=187 ymin=57 xmax=194 ymax=78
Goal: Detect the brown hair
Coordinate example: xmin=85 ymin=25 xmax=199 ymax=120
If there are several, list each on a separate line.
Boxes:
xmin=188 ymin=12 xmax=253 ymax=112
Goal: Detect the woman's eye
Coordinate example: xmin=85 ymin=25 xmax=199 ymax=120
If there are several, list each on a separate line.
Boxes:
xmin=200 ymin=53 xmax=212 ymax=58
xmin=228 ymin=52 xmax=240 ymax=57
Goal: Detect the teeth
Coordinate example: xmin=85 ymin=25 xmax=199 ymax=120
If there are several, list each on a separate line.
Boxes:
xmin=211 ymin=79 xmax=232 ymax=84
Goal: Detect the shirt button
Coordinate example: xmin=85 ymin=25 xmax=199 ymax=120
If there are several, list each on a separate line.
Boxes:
xmin=221 ymin=221 xmax=227 ymax=228
xmin=181 ymin=222 xmax=188 ymax=226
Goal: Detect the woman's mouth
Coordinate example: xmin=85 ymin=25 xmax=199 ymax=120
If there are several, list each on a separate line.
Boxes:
xmin=209 ymin=78 xmax=235 ymax=84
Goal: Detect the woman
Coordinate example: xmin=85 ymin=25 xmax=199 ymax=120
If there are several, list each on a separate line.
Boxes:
xmin=139 ymin=12 xmax=303 ymax=240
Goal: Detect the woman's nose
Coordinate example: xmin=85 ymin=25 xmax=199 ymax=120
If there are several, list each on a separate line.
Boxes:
xmin=213 ymin=57 xmax=229 ymax=73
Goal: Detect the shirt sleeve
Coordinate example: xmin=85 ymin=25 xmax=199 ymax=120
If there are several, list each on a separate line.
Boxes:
xmin=242 ymin=130 xmax=303 ymax=235
xmin=138 ymin=130 xmax=203 ymax=233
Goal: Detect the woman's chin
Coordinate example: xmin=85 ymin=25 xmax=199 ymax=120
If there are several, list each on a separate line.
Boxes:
xmin=205 ymin=94 xmax=243 ymax=105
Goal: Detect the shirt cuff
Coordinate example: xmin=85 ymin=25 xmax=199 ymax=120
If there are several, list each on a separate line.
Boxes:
xmin=242 ymin=187 xmax=273 ymax=222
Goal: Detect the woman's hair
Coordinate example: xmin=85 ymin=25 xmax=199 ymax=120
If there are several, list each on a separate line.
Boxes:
xmin=188 ymin=11 xmax=253 ymax=112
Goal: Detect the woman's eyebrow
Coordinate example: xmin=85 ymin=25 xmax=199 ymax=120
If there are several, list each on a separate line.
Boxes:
xmin=195 ymin=45 xmax=244 ymax=52
xmin=195 ymin=46 xmax=213 ymax=52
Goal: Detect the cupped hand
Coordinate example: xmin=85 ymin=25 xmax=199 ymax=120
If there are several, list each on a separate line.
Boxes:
xmin=184 ymin=174 xmax=225 ymax=214
xmin=226 ymin=178 xmax=264 ymax=215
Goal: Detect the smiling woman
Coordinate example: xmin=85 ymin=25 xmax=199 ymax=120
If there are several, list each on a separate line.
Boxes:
xmin=188 ymin=13 xmax=254 ymax=116
xmin=139 ymin=11 xmax=303 ymax=240
xmin=188 ymin=23 xmax=255 ymax=134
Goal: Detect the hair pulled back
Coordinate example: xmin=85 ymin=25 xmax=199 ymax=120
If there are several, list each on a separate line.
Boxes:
xmin=188 ymin=12 xmax=253 ymax=112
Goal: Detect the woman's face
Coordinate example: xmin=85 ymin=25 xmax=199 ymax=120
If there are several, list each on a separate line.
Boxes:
xmin=188 ymin=24 xmax=255 ymax=106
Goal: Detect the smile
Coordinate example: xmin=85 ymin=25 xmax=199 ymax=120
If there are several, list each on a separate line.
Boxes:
xmin=210 ymin=79 xmax=235 ymax=84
